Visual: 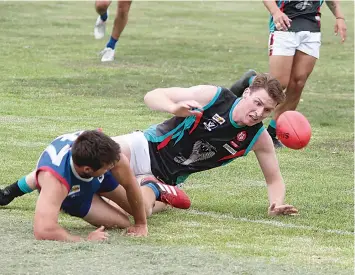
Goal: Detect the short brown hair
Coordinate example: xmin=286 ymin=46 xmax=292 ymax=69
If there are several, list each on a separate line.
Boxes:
xmin=72 ymin=130 xmax=121 ymax=171
xmin=249 ymin=73 xmax=285 ymax=105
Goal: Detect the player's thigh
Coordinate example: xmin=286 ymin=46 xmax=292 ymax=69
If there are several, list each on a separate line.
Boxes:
xmin=269 ymin=56 xmax=294 ymax=88
xmin=268 ymin=31 xmax=296 ymax=88
xmin=83 ymin=194 xmax=130 ymax=229
xmin=290 ymin=50 xmax=317 ymax=84
xmin=117 ymin=0 xmax=132 ymax=12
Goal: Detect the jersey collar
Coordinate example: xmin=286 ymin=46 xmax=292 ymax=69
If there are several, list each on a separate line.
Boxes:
xmin=229 ymin=98 xmax=244 ymax=128
xmin=70 ymin=156 xmax=93 ymax=182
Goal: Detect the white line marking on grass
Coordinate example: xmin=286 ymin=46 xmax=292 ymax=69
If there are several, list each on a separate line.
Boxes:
xmin=187 ymin=209 xmax=354 ymax=236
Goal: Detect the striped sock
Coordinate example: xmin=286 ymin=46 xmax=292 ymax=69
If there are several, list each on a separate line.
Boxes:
xmin=248 ymin=76 xmax=255 ymax=85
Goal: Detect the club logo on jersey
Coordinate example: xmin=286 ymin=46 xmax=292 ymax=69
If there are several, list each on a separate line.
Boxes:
xmin=203 ymin=119 xmax=218 ymax=132
xmin=174 ymin=140 xmax=216 ymax=165
xmin=212 ymin=114 xmax=225 ymax=125
xmin=223 ymin=144 xmax=237 ymax=155
xmin=237 ymin=131 xmax=247 ymax=142
xmin=68 ymin=185 xmax=80 ymax=197
xmin=295 ymin=1 xmax=313 ymax=11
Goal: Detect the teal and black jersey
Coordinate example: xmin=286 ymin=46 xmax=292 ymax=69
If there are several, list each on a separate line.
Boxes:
xmin=144 ymin=87 xmax=265 ymax=185
xmin=269 ymin=0 xmax=324 ymax=33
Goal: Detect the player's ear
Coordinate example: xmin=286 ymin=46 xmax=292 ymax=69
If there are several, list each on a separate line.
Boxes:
xmin=83 ymin=166 xmax=93 ymax=174
xmin=243 ymin=88 xmax=250 ymax=98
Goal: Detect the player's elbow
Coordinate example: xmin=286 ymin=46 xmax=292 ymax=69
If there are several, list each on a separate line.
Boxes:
xmin=144 ymin=89 xmax=158 ymax=105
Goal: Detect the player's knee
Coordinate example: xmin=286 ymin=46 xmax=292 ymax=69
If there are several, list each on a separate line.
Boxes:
xmin=290 ymin=75 xmax=307 ymax=91
xmin=95 ymin=1 xmax=110 ymax=12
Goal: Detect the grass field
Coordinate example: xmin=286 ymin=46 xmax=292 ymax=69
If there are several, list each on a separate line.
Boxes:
xmin=0 ymin=1 xmax=353 ymax=274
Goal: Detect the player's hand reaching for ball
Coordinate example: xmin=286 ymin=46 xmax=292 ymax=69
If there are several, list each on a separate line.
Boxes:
xmin=126 ymin=224 xmax=148 ymax=237
xmin=170 ymin=100 xmax=203 ymax=117
xmin=87 ymin=226 xmax=109 ymax=241
xmin=268 ymin=202 xmax=298 ymax=216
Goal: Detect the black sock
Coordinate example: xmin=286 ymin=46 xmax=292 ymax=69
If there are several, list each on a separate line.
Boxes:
xmin=267 ymin=125 xmax=277 ymax=139
xmin=3 ymin=181 xmax=25 ymax=198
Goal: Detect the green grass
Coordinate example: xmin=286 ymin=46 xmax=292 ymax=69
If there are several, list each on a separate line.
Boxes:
xmin=0 ymin=1 xmax=353 ymax=274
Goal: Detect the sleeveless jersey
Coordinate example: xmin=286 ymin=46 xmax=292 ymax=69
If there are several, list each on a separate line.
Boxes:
xmin=269 ymin=0 xmax=324 ymax=33
xmin=36 ymin=131 xmax=107 ymax=198
xmin=144 ymin=87 xmax=265 ymax=185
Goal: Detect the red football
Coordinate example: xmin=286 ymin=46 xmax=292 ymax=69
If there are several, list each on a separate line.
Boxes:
xmin=276 ymin=111 xmax=311 ymax=150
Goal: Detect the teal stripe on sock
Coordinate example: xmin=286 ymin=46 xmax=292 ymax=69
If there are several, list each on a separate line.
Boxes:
xmin=18 ymin=176 xmax=33 ymax=193
xmin=269 ymin=119 xmax=277 ymax=129
xmin=248 ymin=76 xmax=255 ymax=85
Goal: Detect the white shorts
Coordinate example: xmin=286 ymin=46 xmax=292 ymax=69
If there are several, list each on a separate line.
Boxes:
xmin=119 ymin=131 xmax=152 ymax=177
xmin=268 ymin=31 xmax=321 ymax=59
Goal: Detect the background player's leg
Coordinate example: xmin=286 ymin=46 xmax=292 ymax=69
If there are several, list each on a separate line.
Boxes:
xmin=273 ymin=50 xmax=317 ymax=118
xmin=94 ymin=0 xmax=112 ymax=39
xmin=267 ymin=55 xmax=294 ymax=148
xmin=101 ymin=0 xmax=133 ymax=62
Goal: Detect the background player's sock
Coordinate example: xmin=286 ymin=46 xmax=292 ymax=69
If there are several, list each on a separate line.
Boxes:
xmin=230 ymin=69 xmax=257 ymax=97
xmin=267 ymin=119 xmax=277 ymax=138
xmin=106 ymin=36 xmax=118 ymax=50
xmin=100 ymin=12 xmax=108 ymax=22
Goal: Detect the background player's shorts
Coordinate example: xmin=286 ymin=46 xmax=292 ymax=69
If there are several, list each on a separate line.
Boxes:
xmin=61 ymin=172 xmax=119 ymax=218
xmin=120 ymin=131 xmax=152 ymax=176
xmin=268 ymin=31 xmax=321 ymax=59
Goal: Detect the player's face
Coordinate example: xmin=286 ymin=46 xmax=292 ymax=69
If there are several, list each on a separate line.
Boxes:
xmin=242 ymin=88 xmax=277 ymax=126
xmin=92 ymin=162 xmax=115 ymax=177
xmin=79 ymin=163 xmax=115 ymax=178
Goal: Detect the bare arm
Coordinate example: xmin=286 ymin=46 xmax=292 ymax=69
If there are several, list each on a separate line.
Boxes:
xmin=325 ymin=0 xmax=347 ymax=42
xmin=253 ymin=130 xmax=298 ymax=216
xmin=325 ymin=0 xmax=344 ymax=18
xmin=144 ymin=85 xmax=218 ymax=116
xmin=34 ymin=171 xmax=108 ymax=241
xmin=34 ymin=171 xmax=83 ymax=241
xmin=262 ymin=0 xmax=281 ymax=16
xmin=262 ymin=0 xmax=291 ymax=31
xmin=253 ymin=130 xmax=285 ymax=205
xmin=110 ymin=153 xmax=147 ymax=235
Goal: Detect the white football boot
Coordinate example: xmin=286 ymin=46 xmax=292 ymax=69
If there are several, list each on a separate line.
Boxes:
xmin=100 ymin=47 xmax=115 ymax=62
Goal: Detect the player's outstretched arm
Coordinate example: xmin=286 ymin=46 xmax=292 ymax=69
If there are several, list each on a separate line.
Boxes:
xmin=111 ymin=153 xmax=148 ymax=237
xmin=144 ymin=85 xmax=218 ymax=117
xmin=252 ymin=130 xmax=298 ymax=216
xmin=34 ymin=171 xmax=108 ymax=241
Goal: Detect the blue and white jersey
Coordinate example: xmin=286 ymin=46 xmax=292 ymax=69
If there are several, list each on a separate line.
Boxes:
xmin=36 ymin=131 xmax=106 ymax=197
